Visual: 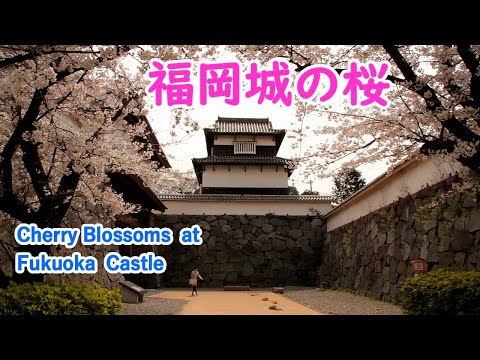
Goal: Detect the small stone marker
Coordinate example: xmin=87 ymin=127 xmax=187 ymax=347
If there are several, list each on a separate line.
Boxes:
xmin=119 ymin=280 xmax=147 ymax=304
xmin=411 ymin=259 xmax=427 ymax=275
xmin=272 ymin=287 xmax=284 ymax=294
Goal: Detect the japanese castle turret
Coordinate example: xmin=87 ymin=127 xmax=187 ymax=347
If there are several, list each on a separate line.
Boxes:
xmin=193 ymin=117 xmax=292 ymax=195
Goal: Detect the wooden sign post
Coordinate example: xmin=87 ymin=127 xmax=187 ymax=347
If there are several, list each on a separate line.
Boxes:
xmin=411 ymin=259 xmax=428 ymax=277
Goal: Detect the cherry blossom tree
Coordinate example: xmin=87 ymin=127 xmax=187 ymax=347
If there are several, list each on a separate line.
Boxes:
xmin=0 ymin=45 xmax=211 ymax=284
xmin=151 ymin=169 xmax=199 ymax=194
xmin=230 ymin=45 xmax=480 ymax=178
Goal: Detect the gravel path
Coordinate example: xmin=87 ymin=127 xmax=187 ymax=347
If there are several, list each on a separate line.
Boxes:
xmin=120 ymin=292 xmax=187 ymax=315
xmin=283 ymin=287 xmax=403 ymax=315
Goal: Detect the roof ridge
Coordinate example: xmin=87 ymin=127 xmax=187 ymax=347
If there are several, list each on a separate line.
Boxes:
xmin=196 ymin=155 xmax=286 ymax=157
xmin=192 ymin=155 xmax=291 ymax=162
xmin=217 ymin=117 xmax=270 ymax=122
xmin=156 ymin=194 xmax=334 ymax=201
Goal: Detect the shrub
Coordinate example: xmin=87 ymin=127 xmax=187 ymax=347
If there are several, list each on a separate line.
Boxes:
xmin=400 ymin=269 xmax=480 ymax=315
xmin=0 ymin=282 xmax=123 ymax=315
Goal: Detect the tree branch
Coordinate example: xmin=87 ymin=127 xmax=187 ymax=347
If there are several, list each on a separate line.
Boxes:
xmin=1 ymin=46 xmax=133 ymax=208
xmin=456 ymin=45 xmax=480 ymax=109
xmin=384 ymin=45 xmax=480 ymax=147
xmin=36 ymin=161 xmax=81 ymax=228
xmin=20 ymin=139 xmax=50 ymax=203
xmin=420 ymin=139 xmax=456 ymax=154
xmin=0 ymin=195 xmax=35 ymax=223
xmin=1 ymin=88 xmax=46 ymax=164
xmin=421 ymin=138 xmax=480 ymax=172
xmin=0 ymin=46 xmax=100 ymax=70
xmin=0 ymin=47 xmax=57 ymax=70
xmin=1 ymin=88 xmax=46 ymax=204
xmin=383 ymin=45 xmax=443 ymax=111
xmin=46 ymin=147 xmax=57 ymax=180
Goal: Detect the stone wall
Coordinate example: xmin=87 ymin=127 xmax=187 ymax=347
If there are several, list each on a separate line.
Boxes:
xmin=319 ymin=175 xmax=480 ymax=303
xmin=149 ymin=214 xmax=325 ymax=288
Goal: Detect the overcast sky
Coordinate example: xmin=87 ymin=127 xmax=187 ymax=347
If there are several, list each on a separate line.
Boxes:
xmin=147 ymin=106 xmax=389 ymax=195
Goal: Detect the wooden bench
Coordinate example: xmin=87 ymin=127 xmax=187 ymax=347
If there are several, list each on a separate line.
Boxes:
xmin=119 ymin=280 xmax=147 ymax=303
xmin=272 ymin=287 xmax=284 ymax=294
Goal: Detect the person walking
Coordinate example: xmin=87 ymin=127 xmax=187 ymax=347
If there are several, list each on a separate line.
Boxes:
xmin=190 ymin=267 xmax=203 ymax=296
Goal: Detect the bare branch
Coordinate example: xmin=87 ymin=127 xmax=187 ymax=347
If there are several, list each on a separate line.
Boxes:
xmin=457 ymin=45 xmax=480 ymax=110
xmin=384 ymin=45 xmax=480 ymax=147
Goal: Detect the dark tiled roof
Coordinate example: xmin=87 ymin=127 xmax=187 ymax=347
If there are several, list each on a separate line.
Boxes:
xmin=107 ymin=172 xmax=167 ymax=212
xmin=157 ymin=194 xmax=334 ymax=201
xmin=205 ymin=117 xmax=283 ymax=134
xmin=192 ymin=156 xmax=291 ymax=165
xmin=203 ymin=117 xmax=287 ymax=156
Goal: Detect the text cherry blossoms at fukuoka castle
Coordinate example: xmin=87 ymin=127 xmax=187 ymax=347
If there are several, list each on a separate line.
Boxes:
xmin=145 ymin=58 xmax=393 ymax=109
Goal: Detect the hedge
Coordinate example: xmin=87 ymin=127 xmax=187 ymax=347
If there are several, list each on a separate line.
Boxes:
xmin=0 ymin=282 xmax=123 ymax=315
xmin=400 ymin=268 xmax=480 ymax=315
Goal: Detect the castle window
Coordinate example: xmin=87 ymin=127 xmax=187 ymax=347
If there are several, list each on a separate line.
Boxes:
xmin=234 ymin=141 xmax=256 ymax=154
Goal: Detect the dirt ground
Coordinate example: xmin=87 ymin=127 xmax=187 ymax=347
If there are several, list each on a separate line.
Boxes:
xmin=148 ymin=289 xmax=323 ymax=315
